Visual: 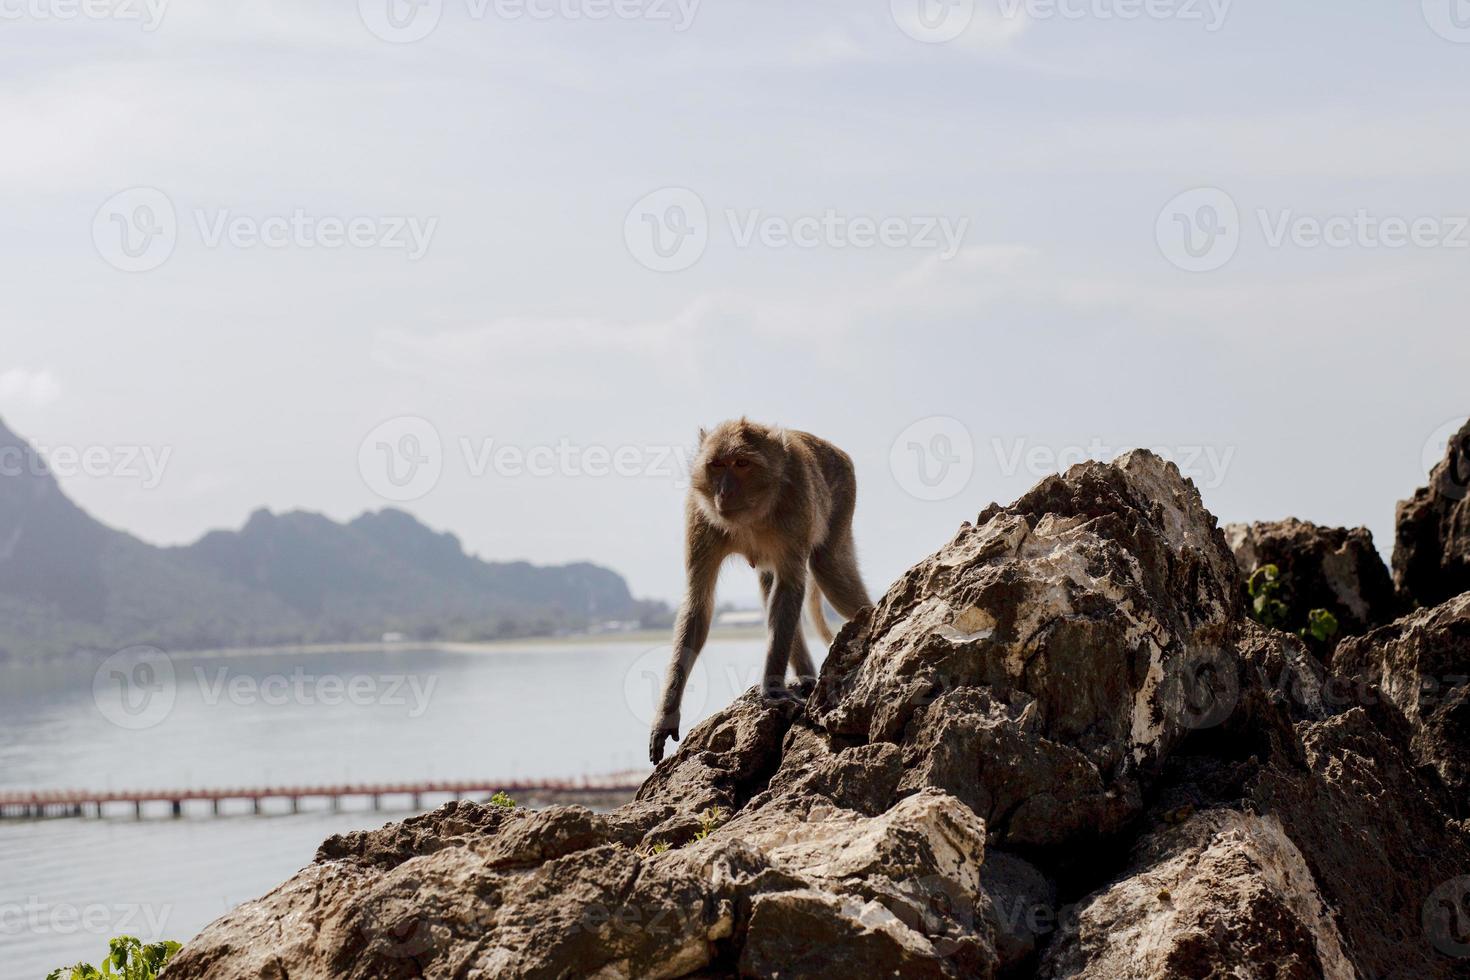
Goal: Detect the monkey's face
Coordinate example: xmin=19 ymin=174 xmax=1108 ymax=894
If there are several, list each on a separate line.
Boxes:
xmin=692 ymin=424 xmax=782 ymax=525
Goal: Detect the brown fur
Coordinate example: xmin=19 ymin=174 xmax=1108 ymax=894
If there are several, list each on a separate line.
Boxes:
xmin=649 ymin=419 xmax=872 ymax=763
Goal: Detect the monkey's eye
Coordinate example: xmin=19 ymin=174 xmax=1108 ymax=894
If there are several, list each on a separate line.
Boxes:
xmin=709 ymin=460 xmax=727 ymax=469
xmin=734 ymin=459 xmax=750 ymax=469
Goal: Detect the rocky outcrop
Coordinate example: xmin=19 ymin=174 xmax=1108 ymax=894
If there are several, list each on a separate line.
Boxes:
xmin=1038 ymin=810 xmax=1356 ymax=979
xmin=167 ymin=451 xmax=1470 ymax=980
xmin=1395 ymin=418 xmax=1470 ymax=609
xmin=1224 ymin=518 xmax=1399 ymax=640
xmin=1333 ymin=593 xmax=1470 ymax=809
xmin=812 ymin=452 xmax=1241 ymax=857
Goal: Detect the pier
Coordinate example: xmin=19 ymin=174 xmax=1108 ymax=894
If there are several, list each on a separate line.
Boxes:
xmin=0 ymin=773 xmax=647 ymax=820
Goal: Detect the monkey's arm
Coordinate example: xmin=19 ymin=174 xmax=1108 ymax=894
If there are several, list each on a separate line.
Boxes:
xmin=650 ymin=526 xmax=723 ymax=764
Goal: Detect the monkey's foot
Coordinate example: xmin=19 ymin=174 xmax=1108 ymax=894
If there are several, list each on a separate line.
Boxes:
xmin=790 ymin=677 xmax=817 ymax=698
xmin=759 ymin=685 xmax=805 ymax=705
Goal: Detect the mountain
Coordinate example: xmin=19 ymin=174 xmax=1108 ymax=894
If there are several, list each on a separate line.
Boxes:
xmin=0 ymin=418 xmax=662 ymax=663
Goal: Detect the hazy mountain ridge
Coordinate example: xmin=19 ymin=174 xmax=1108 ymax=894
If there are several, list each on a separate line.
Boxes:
xmin=0 ymin=419 xmax=660 ymax=663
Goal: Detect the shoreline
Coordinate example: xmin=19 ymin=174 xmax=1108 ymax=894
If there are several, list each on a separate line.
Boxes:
xmin=2 ymin=625 xmax=771 ymax=667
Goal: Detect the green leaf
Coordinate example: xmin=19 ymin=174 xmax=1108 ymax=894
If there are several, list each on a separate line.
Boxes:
xmin=1304 ymin=608 xmax=1340 ymax=642
xmin=48 ymin=936 xmax=181 ymax=980
xmin=1247 ymin=564 xmax=1281 ymax=599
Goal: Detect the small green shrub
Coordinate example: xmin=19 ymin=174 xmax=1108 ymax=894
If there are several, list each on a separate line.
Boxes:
xmin=1246 ymin=563 xmax=1339 ymax=645
xmin=488 ymin=791 xmax=518 ymax=809
xmin=47 ymin=936 xmax=181 ymax=980
xmin=1247 ymin=564 xmax=1289 ymax=628
xmin=693 ymin=806 xmax=727 ymax=841
xmin=1301 ymin=607 xmax=1339 ymax=644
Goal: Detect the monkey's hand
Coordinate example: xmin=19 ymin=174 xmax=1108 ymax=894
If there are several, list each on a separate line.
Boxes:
xmin=649 ymin=716 xmax=680 ymax=764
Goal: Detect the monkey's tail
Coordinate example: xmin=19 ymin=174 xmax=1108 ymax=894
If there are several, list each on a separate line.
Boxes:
xmin=807 ymin=585 xmax=835 ymax=646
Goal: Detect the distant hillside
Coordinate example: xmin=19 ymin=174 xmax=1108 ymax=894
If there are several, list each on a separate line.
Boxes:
xmin=0 ymin=419 xmax=663 ymax=663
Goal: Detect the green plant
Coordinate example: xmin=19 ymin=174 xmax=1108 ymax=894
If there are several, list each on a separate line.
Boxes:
xmin=47 ymin=936 xmax=182 ymax=980
xmin=1247 ymin=564 xmax=1289 ymax=628
xmin=649 ymin=841 xmax=671 ymax=854
xmin=1301 ymin=607 xmax=1339 ymax=644
xmin=488 ymin=791 xmax=518 ymax=809
xmin=693 ymin=805 xmax=727 ymax=841
xmin=1246 ymin=563 xmax=1339 ymax=645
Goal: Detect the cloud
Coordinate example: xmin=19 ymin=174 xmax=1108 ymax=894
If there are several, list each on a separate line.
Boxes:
xmin=369 ymin=244 xmax=1043 ymax=389
xmin=0 ymin=368 xmax=62 ymax=410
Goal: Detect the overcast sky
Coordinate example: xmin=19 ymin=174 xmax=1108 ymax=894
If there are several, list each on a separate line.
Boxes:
xmin=2 ymin=0 xmax=1467 ymax=604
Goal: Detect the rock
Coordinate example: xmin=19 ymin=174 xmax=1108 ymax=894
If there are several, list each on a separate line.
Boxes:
xmin=894 ymin=687 xmax=1139 ymax=851
xmin=1333 ymin=593 xmax=1470 ymax=807
xmin=811 ymin=450 xmax=1240 ymax=851
xmin=1039 ymin=810 xmax=1356 ymax=980
xmin=1395 ymin=418 xmax=1470 ymax=608
xmin=167 ymin=450 xmax=1470 ymax=980
xmin=717 ymin=789 xmax=998 ymax=979
xmin=634 ymin=689 xmax=803 ymax=816
xmin=739 ymin=890 xmax=957 ymax=979
xmin=742 ymin=726 xmax=904 ymax=816
xmin=1250 ymin=705 xmax=1470 ymax=980
xmin=977 ymin=851 xmax=1057 ymax=973
xmin=1224 ymin=518 xmax=1399 ymax=640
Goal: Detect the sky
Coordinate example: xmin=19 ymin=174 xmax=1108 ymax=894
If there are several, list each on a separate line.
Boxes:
xmin=2 ymin=0 xmax=1467 ymax=605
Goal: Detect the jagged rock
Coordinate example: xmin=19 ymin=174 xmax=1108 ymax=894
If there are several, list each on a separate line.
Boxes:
xmin=633 ymin=690 xmax=802 ymax=816
xmin=739 ymin=889 xmax=958 ymax=979
xmin=1395 ymin=418 xmax=1470 ymax=608
xmin=811 ymin=451 xmax=1240 ymax=851
xmin=1039 ymin=810 xmax=1356 ymax=979
xmin=1333 ymin=593 xmax=1470 ymax=808
xmin=1250 ymin=705 xmax=1470 ymax=979
xmin=978 ymin=851 xmax=1057 ymax=972
xmin=742 ymin=726 xmax=904 ymax=816
xmin=170 ymin=764 xmax=998 ymax=980
xmin=1224 ymin=518 xmax=1399 ymax=640
xmin=712 ymin=788 xmax=997 ymax=978
xmin=167 ymin=450 xmax=1470 ymax=980
xmin=894 ymin=687 xmax=1139 ymax=851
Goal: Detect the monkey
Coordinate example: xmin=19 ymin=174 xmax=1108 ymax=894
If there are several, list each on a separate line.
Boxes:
xmin=649 ymin=419 xmax=872 ymax=764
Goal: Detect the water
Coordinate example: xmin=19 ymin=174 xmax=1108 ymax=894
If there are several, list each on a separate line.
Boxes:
xmin=0 ymin=636 xmax=770 ymax=978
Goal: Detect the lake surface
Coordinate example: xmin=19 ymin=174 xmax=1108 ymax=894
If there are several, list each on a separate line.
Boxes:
xmin=0 ymin=636 xmax=772 ymax=978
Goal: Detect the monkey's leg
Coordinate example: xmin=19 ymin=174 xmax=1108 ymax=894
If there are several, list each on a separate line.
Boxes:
xmin=651 ymin=551 xmax=720 ymax=764
xmin=811 ymin=531 xmax=873 ymax=621
xmin=762 ymin=571 xmax=817 ymax=696
xmin=760 ymin=567 xmax=807 ymax=703
xmin=789 ymin=633 xmax=818 ymax=698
